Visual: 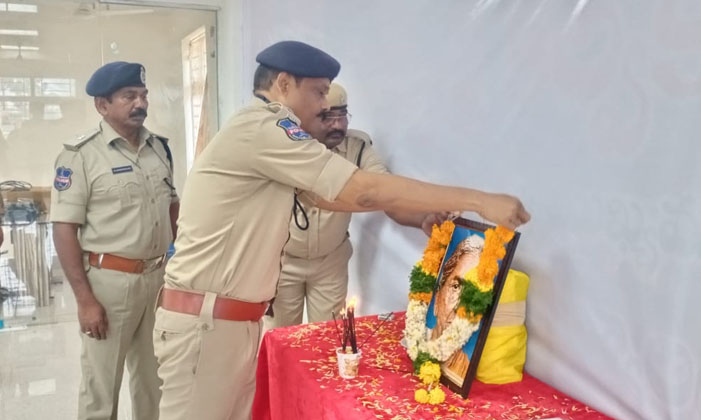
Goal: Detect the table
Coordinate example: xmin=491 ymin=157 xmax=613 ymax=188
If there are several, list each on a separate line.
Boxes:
xmin=253 ymin=313 xmax=611 ymax=420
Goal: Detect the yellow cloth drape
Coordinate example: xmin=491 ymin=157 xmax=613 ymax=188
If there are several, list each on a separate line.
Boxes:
xmin=476 ymin=269 xmax=529 ymax=384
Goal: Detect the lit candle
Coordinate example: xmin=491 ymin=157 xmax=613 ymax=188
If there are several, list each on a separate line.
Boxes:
xmin=347 ymin=297 xmax=358 ymax=353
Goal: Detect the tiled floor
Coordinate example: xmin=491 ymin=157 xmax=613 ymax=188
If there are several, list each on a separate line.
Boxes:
xmin=0 ymin=283 xmax=134 ymax=420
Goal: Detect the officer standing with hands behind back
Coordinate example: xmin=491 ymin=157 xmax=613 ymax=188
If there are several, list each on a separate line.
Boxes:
xmin=51 ymin=61 xmax=179 ymax=420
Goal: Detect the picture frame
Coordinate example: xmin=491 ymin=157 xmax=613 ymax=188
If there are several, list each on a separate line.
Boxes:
xmin=424 ymin=217 xmax=520 ymax=397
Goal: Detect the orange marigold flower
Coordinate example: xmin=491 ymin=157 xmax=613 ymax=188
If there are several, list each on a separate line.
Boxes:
xmin=494 ymin=245 xmax=506 ymax=260
xmin=422 ymin=249 xmax=443 ymax=276
xmin=468 ymin=312 xmax=483 ymax=323
xmin=478 ymin=260 xmax=499 ymax=284
xmin=435 ymin=220 xmax=455 ymax=246
xmin=495 ymin=225 xmax=515 ymax=243
xmin=421 ymin=254 xmax=440 ymax=277
xmin=425 ymin=236 xmax=440 ymax=253
xmin=409 ymin=292 xmax=433 ymax=304
xmin=456 ymin=306 xmax=468 ymax=319
xmin=480 ymin=248 xmax=498 ymax=261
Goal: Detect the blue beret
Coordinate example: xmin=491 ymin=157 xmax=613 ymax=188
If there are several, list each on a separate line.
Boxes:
xmin=85 ymin=61 xmax=146 ymax=97
xmin=256 ymin=41 xmax=340 ymax=80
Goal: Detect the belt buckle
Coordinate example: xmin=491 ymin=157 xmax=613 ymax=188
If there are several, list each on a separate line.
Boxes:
xmin=97 ymin=253 xmax=105 ymax=269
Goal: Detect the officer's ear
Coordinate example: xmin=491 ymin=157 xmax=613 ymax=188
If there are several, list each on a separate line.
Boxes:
xmin=94 ymin=96 xmax=110 ymax=117
xmin=278 ymin=72 xmax=304 ymax=96
xmin=275 ymin=72 xmax=291 ymax=95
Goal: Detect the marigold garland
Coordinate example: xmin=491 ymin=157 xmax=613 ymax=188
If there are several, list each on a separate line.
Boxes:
xmin=404 ymin=220 xmax=514 ymax=404
xmin=408 ymin=292 xmax=433 ymax=304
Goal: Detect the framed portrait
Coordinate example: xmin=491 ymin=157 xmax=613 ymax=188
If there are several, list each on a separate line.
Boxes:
xmin=424 ymin=218 xmax=520 ymax=397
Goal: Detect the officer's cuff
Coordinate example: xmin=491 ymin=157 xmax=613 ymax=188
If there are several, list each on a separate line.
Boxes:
xmin=310 ymin=153 xmax=358 ymax=202
xmin=49 ymin=203 xmax=86 ymax=225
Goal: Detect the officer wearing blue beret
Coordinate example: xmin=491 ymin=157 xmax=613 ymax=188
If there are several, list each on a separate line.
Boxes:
xmin=51 ymin=61 xmax=179 ymax=420
xmin=154 ymin=40 xmax=529 ymax=420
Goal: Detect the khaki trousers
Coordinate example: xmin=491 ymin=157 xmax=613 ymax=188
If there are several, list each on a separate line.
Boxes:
xmin=78 ymin=265 xmax=164 ymax=420
xmin=153 ymin=292 xmax=262 ymax=420
xmin=265 ymin=239 xmax=352 ymax=329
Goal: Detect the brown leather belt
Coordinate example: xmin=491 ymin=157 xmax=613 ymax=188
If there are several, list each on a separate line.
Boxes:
xmin=88 ymin=252 xmax=165 ymax=274
xmin=159 ymin=288 xmax=268 ymax=322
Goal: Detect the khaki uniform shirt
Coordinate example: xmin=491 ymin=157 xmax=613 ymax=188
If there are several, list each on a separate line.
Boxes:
xmin=164 ymin=98 xmax=358 ymax=302
xmin=285 ymin=129 xmax=389 ymax=259
xmin=50 ymin=121 xmax=177 ymax=259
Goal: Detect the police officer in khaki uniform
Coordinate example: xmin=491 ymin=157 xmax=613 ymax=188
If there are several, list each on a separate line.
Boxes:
xmin=51 ymin=61 xmax=179 ymax=420
xmin=267 ymin=83 xmax=451 ymax=328
xmin=154 ymin=40 xmax=529 ymax=420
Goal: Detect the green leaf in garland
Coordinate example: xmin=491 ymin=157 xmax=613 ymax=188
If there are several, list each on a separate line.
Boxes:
xmin=409 ymin=265 xmax=436 ymax=294
xmin=412 ymin=351 xmax=439 ymax=374
xmin=458 ymin=281 xmax=493 ymax=316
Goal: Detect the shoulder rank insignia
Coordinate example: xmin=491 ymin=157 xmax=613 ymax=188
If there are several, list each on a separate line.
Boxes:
xmin=63 ymin=128 xmax=100 ymax=151
xmin=347 ymin=128 xmax=373 ymax=145
xmin=277 ymin=118 xmax=312 ymax=141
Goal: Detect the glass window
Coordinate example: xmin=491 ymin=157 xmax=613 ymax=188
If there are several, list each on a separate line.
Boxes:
xmin=0 ymin=0 xmax=217 ymax=191
xmin=0 ymin=100 xmax=29 ymax=137
xmin=0 ymin=3 xmax=39 ymax=13
xmin=43 ymin=103 xmax=62 ymax=120
xmin=34 ymin=78 xmax=76 ymax=97
xmin=0 ymin=77 xmax=31 ymax=96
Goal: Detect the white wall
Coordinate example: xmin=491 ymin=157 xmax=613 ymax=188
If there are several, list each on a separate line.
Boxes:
xmin=215 ymin=0 xmax=245 ymax=121
xmin=229 ymin=1 xmax=701 ymax=419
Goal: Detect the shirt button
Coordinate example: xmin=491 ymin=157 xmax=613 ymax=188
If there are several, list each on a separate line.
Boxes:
xmin=151 ymin=199 xmax=155 ymax=203
xmin=155 ymin=222 xmax=159 ymax=226
xmin=146 ymin=175 xmax=150 ymax=180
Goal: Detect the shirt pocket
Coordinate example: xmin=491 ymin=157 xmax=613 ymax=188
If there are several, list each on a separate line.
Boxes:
xmin=93 ymin=171 xmax=142 ymax=210
xmin=149 ymin=165 xmax=174 ymax=204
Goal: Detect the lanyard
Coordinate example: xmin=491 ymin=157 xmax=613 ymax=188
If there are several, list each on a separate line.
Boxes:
xmin=293 ymin=193 xmax=309 ymax=231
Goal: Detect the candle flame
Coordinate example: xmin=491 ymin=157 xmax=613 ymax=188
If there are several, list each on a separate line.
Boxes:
xmin=347 ymin=296 xmax=358 ymax=310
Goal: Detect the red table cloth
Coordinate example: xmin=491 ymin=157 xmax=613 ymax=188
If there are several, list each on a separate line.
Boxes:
xmin=253 ymin=313 xmax=611 ymax=420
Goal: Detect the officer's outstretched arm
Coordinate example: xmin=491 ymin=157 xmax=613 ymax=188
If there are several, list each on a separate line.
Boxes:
xmin=321 ymin=170 xmax=530 ymax=230
xmin=383 ymin=211 xmax=458 ymax=237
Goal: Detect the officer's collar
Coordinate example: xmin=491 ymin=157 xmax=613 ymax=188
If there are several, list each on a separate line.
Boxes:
xmin=100 ymin=120 xmax=151 ymax=146
xmin=251 ymin=96 xmax=302 ymax=125
xmin=331 ymin=136 xmax=349 ymax=153
xmin=254 ymin=93 xmax=270 ymax=103
xmin=251 ymin=96 xmax=269 ymax=107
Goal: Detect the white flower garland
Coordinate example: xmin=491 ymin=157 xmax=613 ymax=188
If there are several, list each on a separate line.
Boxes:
xmin=404 ymin=299 xmax=480 ymax=362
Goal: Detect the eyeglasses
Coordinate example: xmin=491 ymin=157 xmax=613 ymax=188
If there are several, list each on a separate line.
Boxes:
xmin=321 ymin=112 xmax=352 ymax=123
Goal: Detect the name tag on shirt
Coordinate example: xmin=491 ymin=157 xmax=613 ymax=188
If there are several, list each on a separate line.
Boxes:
xmin=112 ymin=165 xmax=134 ymax=174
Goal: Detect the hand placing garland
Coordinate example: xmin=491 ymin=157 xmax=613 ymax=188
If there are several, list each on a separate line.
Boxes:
xmin=404 ymin=220 xmax=515 ymax=404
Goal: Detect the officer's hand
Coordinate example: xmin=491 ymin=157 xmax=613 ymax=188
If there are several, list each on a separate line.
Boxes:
xmin=477 ymin=193 xmax=531 ymax=230
xmin=78 ymin=297 xmax=109 ymax=340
